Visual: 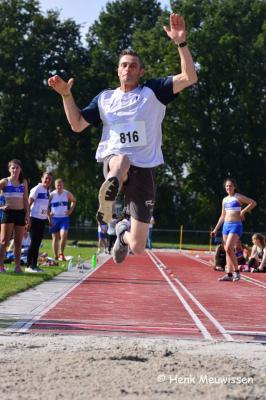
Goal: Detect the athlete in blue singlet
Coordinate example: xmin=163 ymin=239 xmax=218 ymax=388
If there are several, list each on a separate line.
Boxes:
xmin=0 ymin=159 xmax=29 ymax=273
xmin=48 ymin=178 xmax=76 ymax=261
xmin=48 ymin=13 xmax=198 ymax=264
xmin=211 ymin=178 xmax=256 ymax=282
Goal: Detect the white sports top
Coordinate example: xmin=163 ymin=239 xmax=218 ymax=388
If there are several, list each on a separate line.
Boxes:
xmin=29 ymin=183 xmax=50 ymax=220
xmin=81 ymin=77 xmax=177 ymax=168
xmin=50 ymin=190 xmax=69 ymax=218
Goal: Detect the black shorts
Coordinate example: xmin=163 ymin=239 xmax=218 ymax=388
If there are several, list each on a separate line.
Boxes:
xmin=103 ymin=156 xmax=156 ymax=223
xmin=1 ymin=209 xmax=26 ymax=226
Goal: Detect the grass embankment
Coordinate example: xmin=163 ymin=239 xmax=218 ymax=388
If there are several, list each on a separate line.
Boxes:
xmin=0 ymin=239 xmax=97 ymax=302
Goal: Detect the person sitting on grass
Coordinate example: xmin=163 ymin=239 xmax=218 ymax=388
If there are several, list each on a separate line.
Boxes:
xmin=234 ymin=239 xmax=250 ymax=268
xmin=248 ymin=233 xmax=266 ymax=272
xmin=213 ymin=241 xmax=226 ymax=271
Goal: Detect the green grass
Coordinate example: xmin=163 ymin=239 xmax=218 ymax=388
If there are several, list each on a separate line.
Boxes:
xmin=0 ymin=239 xmax=98 ymax=302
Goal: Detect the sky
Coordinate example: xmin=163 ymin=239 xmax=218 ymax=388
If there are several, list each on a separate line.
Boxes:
xmin=39 ymin=0 xmax=172 ymax=38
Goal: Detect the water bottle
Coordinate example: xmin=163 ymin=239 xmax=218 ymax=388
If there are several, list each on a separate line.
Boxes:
xmin=77 ymin=255 xmax=84 ymax=273
xmin=68 ymin=259 xmax=74 ymax=271
xmin=91 ymin=254 xmax=97 ymax=268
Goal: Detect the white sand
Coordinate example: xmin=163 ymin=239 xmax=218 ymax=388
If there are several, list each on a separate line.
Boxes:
xmin=0 ymin=334 xmax=265 ymax=399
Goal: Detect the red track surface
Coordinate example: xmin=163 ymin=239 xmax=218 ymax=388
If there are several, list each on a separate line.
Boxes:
xmin=30 ymin=251 xmax=266 ymax=342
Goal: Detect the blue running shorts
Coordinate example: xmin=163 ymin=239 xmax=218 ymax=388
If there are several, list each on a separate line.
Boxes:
xmin=49 ymin=217 xmax=69 ymax=233
xmin=222 ymin=221 xmax=243 ymax=237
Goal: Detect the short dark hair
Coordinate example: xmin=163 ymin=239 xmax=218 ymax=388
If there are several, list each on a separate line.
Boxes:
xmin=42 ymin=171 xmax=53 ymax=177
xmin=118 ymin=49 xmax=145 ymax=69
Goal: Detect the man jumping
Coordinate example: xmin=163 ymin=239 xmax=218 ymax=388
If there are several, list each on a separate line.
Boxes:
xmin=48 ymin=13 xmax=197 ymax=264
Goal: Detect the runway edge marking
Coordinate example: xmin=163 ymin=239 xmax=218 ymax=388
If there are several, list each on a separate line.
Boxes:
xmin=185 ymin=253 xmax=266 ymax=289
xmin=5 ymin=257 xmax=109 ymax=333
xmin=147 ymin=251 xmax=213 ymax=341
xmin=151 ymin=251 xmax=234 ymax=342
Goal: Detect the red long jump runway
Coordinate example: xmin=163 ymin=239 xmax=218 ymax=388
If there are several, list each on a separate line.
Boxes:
xmin=28 ymin=251 xmax=266 ymax=342
xmin=29 ymin=253 xmax=207 ymax=339
xmin=152 ymin=251 xmax=266 ymax=342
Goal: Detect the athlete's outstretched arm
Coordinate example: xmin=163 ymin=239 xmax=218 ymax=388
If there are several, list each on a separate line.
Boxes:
xmin=47 ymin=75 xmax=89 ymax=132
xmin=163 ymin=13 xmax=197 ymax=94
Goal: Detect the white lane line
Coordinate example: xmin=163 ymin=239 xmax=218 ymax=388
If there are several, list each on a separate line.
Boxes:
xmin=185 ymin=253 xmax=266 ymax=289
xmin=227 ymin=330 xmax=266 ymax=336
xmin=147 ymin=251 xmax=213 ymax=341
xmin=152 ymin=251 xmax=234 ymax=342
xmin=6 ymin=258 xmax=108 ymax=333
xmin=241 ymin=274 xmax=266 ymax=288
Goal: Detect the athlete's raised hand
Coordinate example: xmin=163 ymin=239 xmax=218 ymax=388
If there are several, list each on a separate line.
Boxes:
xmin=48 ymin=75 xmax=74 ymax=96
xmin=163 ymin=13 xmax=186 ymax=44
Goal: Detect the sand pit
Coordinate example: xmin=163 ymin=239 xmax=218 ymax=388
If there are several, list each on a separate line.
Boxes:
xmin=0 ymin=334 xmax=265 ymax=399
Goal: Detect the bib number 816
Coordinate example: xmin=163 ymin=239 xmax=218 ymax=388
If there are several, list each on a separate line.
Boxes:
xmin=120 ymin=130 xmax=139 ymax=144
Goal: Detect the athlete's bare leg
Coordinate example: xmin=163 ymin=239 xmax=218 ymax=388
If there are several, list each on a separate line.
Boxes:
xmin=123 ymin=217 xmax=149 ymax=254
xmin=107 ymin=155 xmax=130 ymax=186
xmin=224 ymin=233 xmax=239 ymax=273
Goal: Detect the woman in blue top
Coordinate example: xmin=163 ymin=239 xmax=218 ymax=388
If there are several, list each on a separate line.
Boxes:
xmin=211 ymin=178 xmax=256 ymax=282
xmin=0 ymin=159 xmax=29 ymax=273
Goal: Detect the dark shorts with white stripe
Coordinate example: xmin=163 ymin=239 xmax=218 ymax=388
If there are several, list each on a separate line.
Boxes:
xmin=103 ymin=155 xmax=156 ymax=223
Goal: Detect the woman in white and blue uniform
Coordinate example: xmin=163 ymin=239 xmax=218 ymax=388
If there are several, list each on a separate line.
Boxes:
xmin=212 ymin=178 xmax=256 ymax=282
xmin=0 ymin=159 xmax=29 ymax=273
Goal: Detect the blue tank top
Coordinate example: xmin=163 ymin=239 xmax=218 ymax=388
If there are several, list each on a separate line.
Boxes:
xmin=2 ymin=178 xmax=24 ymax=200
xmin=224 ymin=194 xmax=241 ymax=212
xmin=50 ymin=190 xmax=69 ymax=217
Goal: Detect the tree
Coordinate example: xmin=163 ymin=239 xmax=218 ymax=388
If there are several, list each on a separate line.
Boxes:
xmin=134 ymin=0 xmax=266 ymax=229
xmin=0 ymin=0 xmax=86 ymax=180
xmin=1 ymin=0 xmax=265 ymax=231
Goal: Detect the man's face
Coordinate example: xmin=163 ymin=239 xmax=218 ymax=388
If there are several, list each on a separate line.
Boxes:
xmin=55 ymin=180 xmax=63 ymax=192
xmin=42 ymin=173 xmax=52 ymax=188
xmin=117 ymin=55 xmax=144 ymax=86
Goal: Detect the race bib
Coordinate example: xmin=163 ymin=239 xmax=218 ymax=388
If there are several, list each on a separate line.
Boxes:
xmin=109 ymin=121 xmax=147 ymax=148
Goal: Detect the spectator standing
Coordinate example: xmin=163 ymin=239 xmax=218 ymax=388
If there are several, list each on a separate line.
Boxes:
xmin=107 ymin=214 xmax=118 ymax=254
xmin=97 ymin=222 xmax=108 ymax=254
xmin=211 ymin=178 xmax=256 ymax=282
xmin=48 ymin=178 xmax=76 ymax=261
xmin=0 ymin=194 xmax=5 ymax=234
xmin=0 ymin=159 xmax=29 ymax=273
xmin=26 ymin=171 xmax=53 ymax=272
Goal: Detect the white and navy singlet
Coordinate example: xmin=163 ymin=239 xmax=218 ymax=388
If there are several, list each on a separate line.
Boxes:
xmin=81 ymin=77 xmax=178 ymax=168
xmin=50 ymin=190 xmax=69 ymax=217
